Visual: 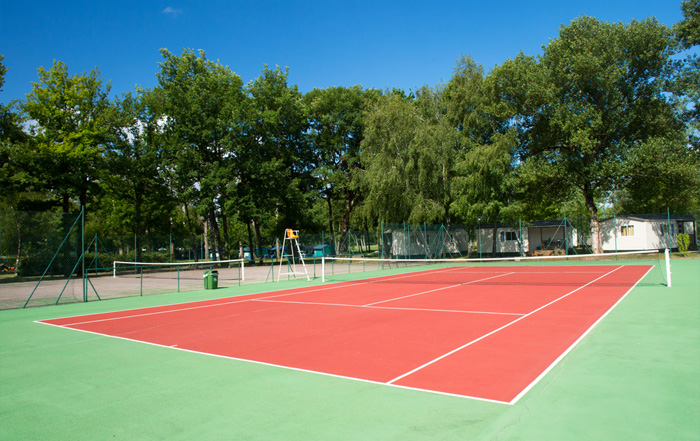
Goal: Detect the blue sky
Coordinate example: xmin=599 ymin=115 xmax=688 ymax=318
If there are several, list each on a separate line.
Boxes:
xmin=0 ymin=0 xmax=687 ymax=103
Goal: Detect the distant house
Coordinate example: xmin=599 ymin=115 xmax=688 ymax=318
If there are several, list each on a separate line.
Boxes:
xmin=385 ymin=225 xmax=470 ymax=258
xmin=477 ymin=220 xmax=581 ymax=256
xmin=598 ymin=214 xmax=697 ymax=251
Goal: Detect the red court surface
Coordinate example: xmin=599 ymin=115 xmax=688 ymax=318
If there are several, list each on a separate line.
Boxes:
xmin=39 ymin=264 xmax=653 ymax=404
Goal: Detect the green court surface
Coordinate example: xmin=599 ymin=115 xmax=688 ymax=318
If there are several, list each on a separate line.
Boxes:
xmin=1 ymin=259 xmax=698 ymax=440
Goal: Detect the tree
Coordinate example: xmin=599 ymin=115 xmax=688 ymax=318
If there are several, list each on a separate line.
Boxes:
xmin=619 ymin=136 xmax=700 ymax=212
xmin=672 ymin=0 xmax=700 ymax=150
xmin=359 ymin=88 xmax=457 ymax=225
xmin=96 ymin=89 xmax=177 ymax=260
xmin=676 ymin=0 xmax=700 ymax=47
xmin=0 ymin=55 xmax=37 ymax=210
xmin=156 ymin=49 xmax=245 ymax=260
xmin=22 ymin=61 xmax=113 ymax=211
xmin=237 ymin=65 xmax=310 ymax=260
xmin=445 ymin=56 xmax=525 ymax=255
xmin=305 ymin=86 xmax=379 ymax=239
xmin=496 ymin=17 xmax=682 ymax=253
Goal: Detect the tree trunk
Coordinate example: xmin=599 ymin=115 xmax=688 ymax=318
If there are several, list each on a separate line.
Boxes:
xmin=254 ymin=219 xmax=264 ymax=265
xmin=246 ymin=221 xmax=256 ymax=261
xmin=326 ymin=190 xmax=335 ymax=254
xmin=203 ymin=219 xmax=209 ymax=261
xmin=221 ymin=211 xmax=229 ymax=260
xmin=209 ymin=207 xmax=222 ymax=261
xmin=584 ymin=190 xmax=603 ymax=254
xmin=341 ymin=188 xmax=356 ymax=235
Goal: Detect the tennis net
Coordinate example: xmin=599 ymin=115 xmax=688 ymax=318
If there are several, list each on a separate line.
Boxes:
xmin=110 ymin=259 xmax=245 ymax=295
xmin=320 ymin=250 xmax=670 ymax=287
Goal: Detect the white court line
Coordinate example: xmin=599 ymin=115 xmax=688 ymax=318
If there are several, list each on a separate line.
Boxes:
xmin=386 ymin=265 xmax=624 ymax=385
xmin=251 ymin=298 xmax=525 ymax=317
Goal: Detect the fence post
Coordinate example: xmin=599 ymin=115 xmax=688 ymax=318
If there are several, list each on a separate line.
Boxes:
xmin=424 ymin=223 xmax=428 ymax=259
xmin=81 ymin=206 xmax=86 ymax=302
xmin=667 ymin=207 xmax=672 ymax=250
xmin=519 ymin=219 xmax=523 ymax=257
xmin=614 ymin=213 xmax=617 ymax=254
xmin=665 ymin=248 xmax=672 ymax=287
xmin=563 ymin=216 xmax=568 ymax=256
xmin=478 ymin=223 xmax=482 ymax=259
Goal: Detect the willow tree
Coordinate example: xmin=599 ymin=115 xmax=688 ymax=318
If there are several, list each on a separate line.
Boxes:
xmin=359 ymin=88 xmax=458 ymax=225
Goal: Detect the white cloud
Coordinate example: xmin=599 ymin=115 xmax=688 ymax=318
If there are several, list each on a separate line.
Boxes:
xmin=162 ymin=6 xmax=182 ymax=16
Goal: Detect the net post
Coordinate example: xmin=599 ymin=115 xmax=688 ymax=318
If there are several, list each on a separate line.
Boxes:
xmin=241 ymin=259 xmax=245 ymax=282
xmin=321 ymin=256 xmax=325 ymax=283
xmin=113 ymin=260 xmax=116 ymax=278
xmin=665 ymin=248 xmax=672 ymax=287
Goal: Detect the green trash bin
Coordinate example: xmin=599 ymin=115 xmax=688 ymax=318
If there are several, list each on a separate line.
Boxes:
xmin=204 ymin=270 xmax=218 ymax=289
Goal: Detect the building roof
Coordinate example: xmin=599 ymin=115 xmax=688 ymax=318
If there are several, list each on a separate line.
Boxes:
xmin=600 ymin=214 xmax=697 ymax=223
xmin=478 ymin=219 xmax=575 ymax=229
xmin=305 ymin=244 xmax=330 ymax=250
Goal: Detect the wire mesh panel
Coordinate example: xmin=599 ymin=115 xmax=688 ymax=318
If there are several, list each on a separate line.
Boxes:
xmin=0 ymin=211 xmax=83 ymax=309
xmin=321 ymin=251 xmax=669 ymax=288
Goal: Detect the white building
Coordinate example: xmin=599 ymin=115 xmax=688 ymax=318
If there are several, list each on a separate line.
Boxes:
xmin=598 ymin=214 xmax=697 ymax=251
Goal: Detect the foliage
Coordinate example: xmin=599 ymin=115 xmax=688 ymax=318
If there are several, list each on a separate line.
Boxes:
xmin=493 ymin=16 xmax=683 ymax=252
xmin=359 ymin=88 xmax=457 ymax=224
xmin=676 ymin=0 xmax=700 ymax=48
xmin=22 ymin=61 xmax=113 ymax=210
xmin=305 ymin=85 xmax=380 ymax=235
xmin=677 ymin=233 xmax=690 ymax=254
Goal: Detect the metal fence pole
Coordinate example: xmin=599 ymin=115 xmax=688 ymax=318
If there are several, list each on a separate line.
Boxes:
xmin=82 ymin=206 xmax=86 ymax=302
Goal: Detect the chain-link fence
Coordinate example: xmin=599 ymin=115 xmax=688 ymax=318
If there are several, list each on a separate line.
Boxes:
xmin=0 ymin=210 xmax=83 ymax=309
xmin=1 ymin=209 xmax=696 ymax=310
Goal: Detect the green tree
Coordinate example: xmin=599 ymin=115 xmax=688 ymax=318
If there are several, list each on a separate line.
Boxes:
xmin=619 ymin=136 xmax=700 ymax=212
xmin=237 ymin=65 xmax=310 ymax=260
xmin=22 ymin=61 xmax=113 ymax=211
xmin=445 ymin=56 xmax=526 ymax=255
xmin=96 ymin=89 xmax=177 ymax=260
xmin=0 ymin=55 xmax=38 ymax=210
xmin=496 ymin=17 xmax=682 ymax=253
xmin=305 ymin=86 xmax=379 ymax=239
xmin=359 ymin=88 xmax=457 ymax=225
xmin=672 ymin=0 xmax=700 ymax=150
xmin=676 ymin=0 xmax=700 ymax=47
xmin=157 ymin=49 xmax=246 ymax=260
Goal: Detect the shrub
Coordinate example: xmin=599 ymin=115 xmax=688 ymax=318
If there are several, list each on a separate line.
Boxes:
xmin=677 ymin=233 xmax=690 ymax=254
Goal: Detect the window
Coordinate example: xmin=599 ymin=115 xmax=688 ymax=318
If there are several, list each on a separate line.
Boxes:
xmin=620 ymin=225 xmax=634 ymax=237
xmin=660 ymin=224 xmax=676 ymax=236
xmin=500 ymin=231 xmax=519 ymax=242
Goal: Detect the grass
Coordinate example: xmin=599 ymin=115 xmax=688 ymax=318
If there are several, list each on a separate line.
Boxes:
xmin=0 ymin=259 xmax=698 ymax=440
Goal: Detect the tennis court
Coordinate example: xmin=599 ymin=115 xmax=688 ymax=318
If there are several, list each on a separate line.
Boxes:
xmin=41 ymin=262 xmax=655 ymax=403
xmin=1 ymin=256 xmax=698 ymax=440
